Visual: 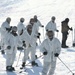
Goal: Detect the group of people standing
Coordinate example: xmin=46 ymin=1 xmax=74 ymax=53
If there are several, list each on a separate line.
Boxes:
xmin=0 ymin=15 xmax=73 ymax=75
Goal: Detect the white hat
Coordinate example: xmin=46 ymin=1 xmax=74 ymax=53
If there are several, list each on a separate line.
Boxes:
xmin=51 ymin=16 xmax=56 ymax=20
xmin=20 ymin=18 xmax=25 ymax=22
xmin=6 ymin=17 xmax=11 ymax=22
xmin=47 ymin=28 xmax=54 ymax=32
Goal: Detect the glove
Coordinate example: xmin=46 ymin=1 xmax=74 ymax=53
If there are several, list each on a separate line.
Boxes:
xmin=46 ymin=29 xmax=48 ymax=31
xmin=17 ymin=47 xmax=23 ymax=50
xmin=10 ymin=26 xmax=12 ymax=29
xmin=7 ymin=46 xmax=11 ymax=49
xmin=37 ymin=36 xmax=40 ymax=38
xmin=23 ymin=41 xmax=25 ymax=43
xmin=70 ymin=27 xmax=73 ymax=31
xmin=22 ymin=41 xmax=26 ymax=47
xmin=38 ymin=33 xmax=41 ymax=36
xmin=56 ymin=30 xmax=59 ymax=32
xmin=23 ymin=43 xmax=26 ymax=47
xmin=43 ymin=51 xmax=47 ymax=55
xmin=41 ymin=25 xmax=44 ymax=27
xmin=6 ymin=28 xmax=11 ymax=32
xmin=54 ymin=53 xmax=59 ymax=57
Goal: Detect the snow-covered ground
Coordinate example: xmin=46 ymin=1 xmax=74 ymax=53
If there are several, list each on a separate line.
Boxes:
xmin=0 ymin=0 xmax=75 ymax=75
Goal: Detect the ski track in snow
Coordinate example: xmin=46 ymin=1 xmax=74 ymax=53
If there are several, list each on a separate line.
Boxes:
xmin=0 ymin=0 xmax=75 ymax=75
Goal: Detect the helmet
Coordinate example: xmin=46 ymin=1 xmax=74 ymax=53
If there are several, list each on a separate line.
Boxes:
xmin=20 ymin=18 xmax=25 ymax=22
xmin=47 ymin=28 xmax=54 ymax=32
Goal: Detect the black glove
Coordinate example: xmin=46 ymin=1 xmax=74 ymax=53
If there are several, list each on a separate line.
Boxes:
xmin=54 ymin=53 xmax=59 ymax=57
xmin=37 ymin=35 xmax=40 ymax=38
xmin=22 ymin=41 xmax=26 ymax=47
xmin=23 ymin=41 xmax=25 ymax=43
xmin=10 ymin=26 xmax=12 ymax=29
xmin=70 ymin=27 xmax=73 ymax=31
xmin=43 ymin=51 xmax=47 ymax=55
xmin=23 ymin=43 xmax=26 ymax=47
xmin=56 ymin=30 xmax=59 ymax=32
xmin=38 ymin=33 xmax=41 ymax=36
xmin=17 ymin=47 xmax=23 ymax=50
xmin=46 ymin=29 xmax=48 ymax=31
xmin=41 ymin=25 xmax=44 ymax=27
xmin=6 ymin=28 xmax=11 ymax=32
xmin=7 ymin=46 xmax=11 ymax=49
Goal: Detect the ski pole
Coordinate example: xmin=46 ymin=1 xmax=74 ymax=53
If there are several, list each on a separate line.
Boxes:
xmin=16 ymin=50 xmax=23 ymax=67
xmin=72 ymin=30 xmax=73 ymax=45
xmin=39 ymin=37 xmax=41 ymax=44
xmin=26 ymin=54 xmax=43 ymax=65
xmin=58 ymin=57 xmax=74 ymax=75
xmin=43 ymin=27 xmax=44 ymax=39
xmin=19 ymin=54 xmax=44 ymax=73
xmin=57 ymin=32 xmax=58 ymax=38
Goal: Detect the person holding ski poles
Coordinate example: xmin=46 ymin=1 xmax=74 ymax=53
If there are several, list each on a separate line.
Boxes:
xmin=4 ymin=26 xmax=22 ymax=71
xmin=33 ymin=15 xmax=44 ymax=43
xmin=17 ymin=17 xmax=26 ymax=49
xmin=45 ymin=16 xmax=59 ymax=32
xmin=17 ymin=17 xmax=26 ymax=36
xmin=61 ymin=18 xmax=73 ymax=48
xmin=40 ymin=28 xmax=61 ymax=75
xmin=0 ymin=17 xmax=12 ymax=54
xmin=20 ymin=24 xmax=39 ymax=68
xmin=33 ymin=15 xmax=44 ymax=28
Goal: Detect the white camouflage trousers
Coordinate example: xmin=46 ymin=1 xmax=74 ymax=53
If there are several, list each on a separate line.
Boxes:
xmin=23 ymin=46 xmax=36 ymax=62
xmin=42 ymin=60 xmax=56 ymax=75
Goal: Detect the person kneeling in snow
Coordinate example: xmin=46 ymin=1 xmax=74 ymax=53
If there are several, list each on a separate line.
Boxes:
xmin=40 ymin=29 xmax=61 ymax=75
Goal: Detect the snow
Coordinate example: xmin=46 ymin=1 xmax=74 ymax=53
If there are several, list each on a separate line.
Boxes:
xmin=0 ymin=0 xmax=75 ymax=75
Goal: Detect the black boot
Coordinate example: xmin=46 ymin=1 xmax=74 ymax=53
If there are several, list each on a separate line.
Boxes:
xmin=73 ymin=43 xmax=75 ymax=47
xmin=61 ymin=45 xmax=68 ymax=48
xmin=22 ymin=62 xmax=26 ymax=67
xmin=35 ymin=55 xmax=37 ymax=59
xmin=20 ymin=62 xmax=26 ymax=69
xmin=31 ymin=61 xmax=38 ymax=66
xmin=6 ymin=66 xmax=13 ymax=72
xmin=11 ymin=66 xmax=15 ymax=71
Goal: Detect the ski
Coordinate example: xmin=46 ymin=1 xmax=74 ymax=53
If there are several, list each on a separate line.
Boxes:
xmin=19 ymin=64 xmax=43 ymax=73
xmin=0 ymin=69 xmax=27 ymax=74
xmin=19 ymin=67 xmax=27 ymax=73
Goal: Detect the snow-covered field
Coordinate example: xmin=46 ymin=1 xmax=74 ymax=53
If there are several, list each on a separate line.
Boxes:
xmin=0 ymin=0 xmax=75 ymax=75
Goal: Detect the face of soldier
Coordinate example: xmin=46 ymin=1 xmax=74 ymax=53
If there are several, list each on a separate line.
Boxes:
xmin=20 ymin=18 xmax=24 ymax=23
xmin=34 ymin=15 xmax=38 ymax=22
xmin=34 ymin=15 xmax=37 ymax=19
xmin=27 ymin=25 xmax=32 ymax=35
xmin=51 ymin=17 xmax=55 ymax=23
xmin=47 ymin=31 xmax=54 ymax=40
xmin=30 ymin=18 xmax=34 ymax=25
